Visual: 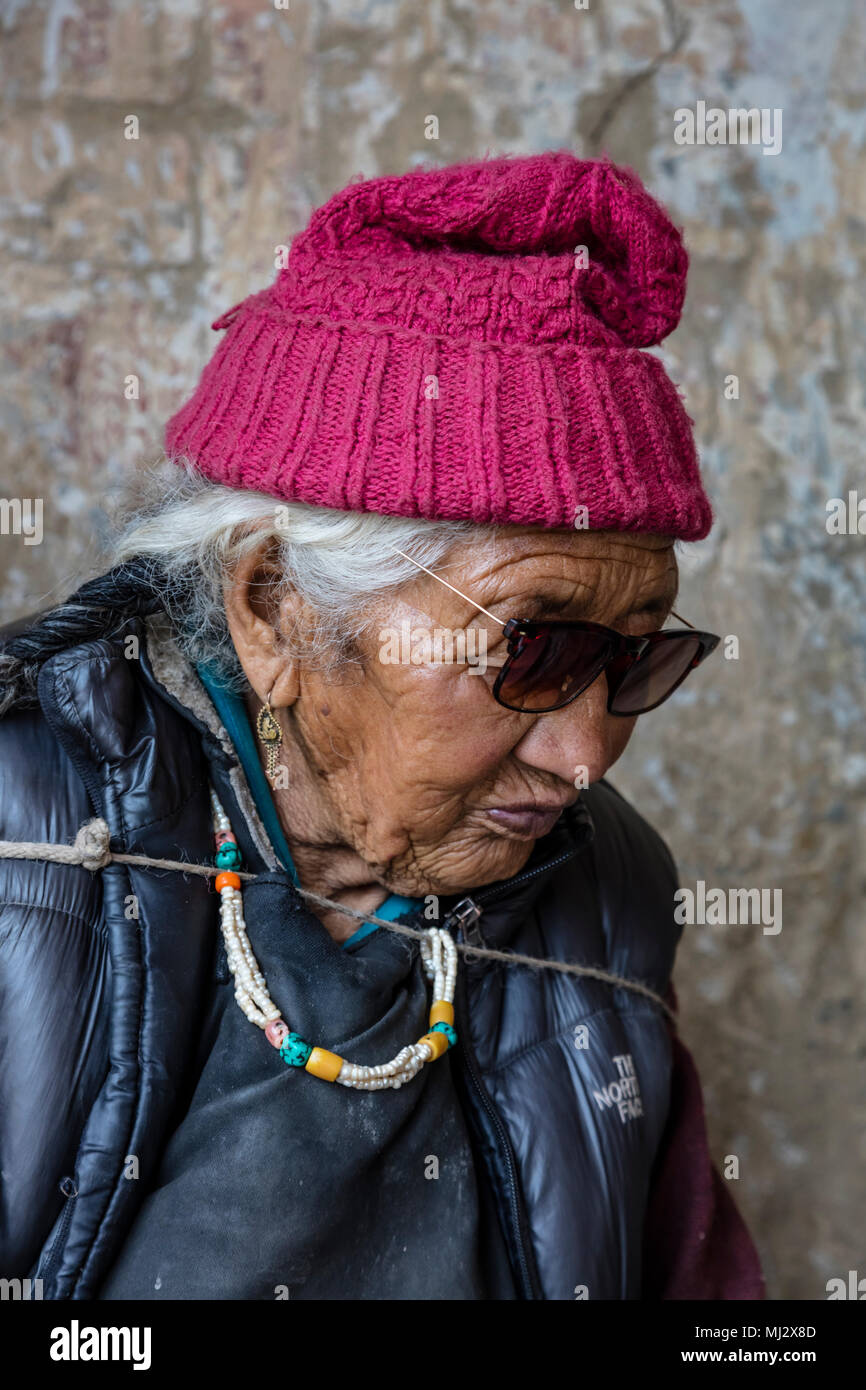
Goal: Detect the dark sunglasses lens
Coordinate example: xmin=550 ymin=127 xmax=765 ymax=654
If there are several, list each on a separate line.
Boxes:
xmin=610 ymin=635 xmax=702 ymax=714
xmin=499 ymin=627 xmax=613 ymax=711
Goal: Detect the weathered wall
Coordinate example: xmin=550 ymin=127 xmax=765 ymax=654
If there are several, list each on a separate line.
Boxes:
xmin=1 ymin=0 xmax=863 ymax=1300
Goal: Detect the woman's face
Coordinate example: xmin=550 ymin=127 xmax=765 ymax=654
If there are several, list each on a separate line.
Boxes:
xmin=227 ymin=526 xmax=678 ymax=899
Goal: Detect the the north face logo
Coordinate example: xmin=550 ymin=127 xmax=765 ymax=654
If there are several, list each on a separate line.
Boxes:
xmin=592 ymin=1053 xmax=643 ymax=1123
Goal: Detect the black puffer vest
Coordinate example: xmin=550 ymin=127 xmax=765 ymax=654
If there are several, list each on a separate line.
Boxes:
xmin=0 ymin=612 xmax=683 ymax=1299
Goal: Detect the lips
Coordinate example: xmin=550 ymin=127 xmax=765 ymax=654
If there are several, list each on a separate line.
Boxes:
xmin=484 ymin=803 xmax=574 ymax=839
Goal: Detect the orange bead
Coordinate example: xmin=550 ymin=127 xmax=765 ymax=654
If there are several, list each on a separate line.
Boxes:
xmin=304 ymin=1047 xmax=344 ymax=1083
xmin=215 ymin=871 xmax=241 ymax=892
xmin=429 ymin=1001 xmax=454 ymax=1028
xmin=417 ymin=1031 xmax=449 ymax=1061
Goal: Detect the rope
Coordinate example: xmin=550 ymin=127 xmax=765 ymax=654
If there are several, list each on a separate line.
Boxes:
xmin=0 ymin=821 xmax=677 ymax=1023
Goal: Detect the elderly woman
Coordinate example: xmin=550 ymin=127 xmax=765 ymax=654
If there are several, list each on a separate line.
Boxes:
xmin=0 ymin=152 xmax=763 ymax=1301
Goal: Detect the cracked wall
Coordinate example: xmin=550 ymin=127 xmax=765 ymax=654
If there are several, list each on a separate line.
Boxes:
xmin=1 ymin=0 xmax=864 ymax=1300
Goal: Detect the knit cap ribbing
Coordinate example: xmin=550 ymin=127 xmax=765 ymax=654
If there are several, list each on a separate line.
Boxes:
xmin=165 ymin=151 xmax=712 ymax=539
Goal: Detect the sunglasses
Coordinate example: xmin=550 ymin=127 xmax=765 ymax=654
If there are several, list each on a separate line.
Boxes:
xmin=486 ymin=613 xmax=720 ymax=714
xmin=391 ymin=549 xmax=721 ymax=716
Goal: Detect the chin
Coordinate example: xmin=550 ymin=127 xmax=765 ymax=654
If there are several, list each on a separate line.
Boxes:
xmin=381 ymin=833 xmax=535 ymax=901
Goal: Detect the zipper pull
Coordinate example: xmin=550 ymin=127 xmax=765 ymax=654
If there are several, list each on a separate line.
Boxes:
xmin=445 ymin=897 xmax=485 ymax=955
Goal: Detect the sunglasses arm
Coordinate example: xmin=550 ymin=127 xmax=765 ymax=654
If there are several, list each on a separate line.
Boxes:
xmin=670 ymin=609 xmax=697 ymax=630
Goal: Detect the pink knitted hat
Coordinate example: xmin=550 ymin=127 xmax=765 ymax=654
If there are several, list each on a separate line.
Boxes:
xmin=165 ymin=151 xmax=712 ymax=539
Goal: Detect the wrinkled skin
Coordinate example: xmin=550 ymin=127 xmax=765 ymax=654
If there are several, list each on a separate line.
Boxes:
xmin=224 ymin=527 xmax=679 ymax=942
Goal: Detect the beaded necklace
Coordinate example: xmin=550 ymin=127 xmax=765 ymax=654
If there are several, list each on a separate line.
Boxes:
xmin=210 ymin=788 xmax=459 ymax=1089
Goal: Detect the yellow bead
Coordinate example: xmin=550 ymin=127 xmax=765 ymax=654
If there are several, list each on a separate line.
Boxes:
xmin=429 ymin=1000 xmax=454 ymax=1028
xmin=304 ymin=1047 xmax=344 ymax=1082
xmin=417 ymin=1031 xmax=449 ymax=1061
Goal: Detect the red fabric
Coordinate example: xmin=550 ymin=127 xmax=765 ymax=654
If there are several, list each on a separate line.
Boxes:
xmin=642 ymin=986 xmax=766 ymax=1300
xmin=165 ymin=152 xmax=713 ymax=540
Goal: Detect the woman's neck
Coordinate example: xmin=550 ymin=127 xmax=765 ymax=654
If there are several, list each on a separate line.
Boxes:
xmin=243 ymin=690 xmax=389 ymax=943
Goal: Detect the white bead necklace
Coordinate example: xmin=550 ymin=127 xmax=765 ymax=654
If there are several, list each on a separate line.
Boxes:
xmin=210 ymin=787 xmax=459 ymax=1090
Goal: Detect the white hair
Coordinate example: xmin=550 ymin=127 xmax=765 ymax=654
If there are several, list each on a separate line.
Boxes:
xmin=111 ymin=456 xmax=496 ymax=690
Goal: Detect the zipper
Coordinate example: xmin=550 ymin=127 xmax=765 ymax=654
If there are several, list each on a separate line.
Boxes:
xmin=468 ymin=846 xmax=577 ymax=911
xmin=441 ymin=844 xmax=578 ymax=945
xmin=452 ymin=976 xmax=541 ymax=1299
xmin=38 ymin=1176 xmax=78 ymax=1286
xmin=443 ymin=885 xmax=551 ymax=1300
xmin=438 ymin=842 xmax=584 ymax=1300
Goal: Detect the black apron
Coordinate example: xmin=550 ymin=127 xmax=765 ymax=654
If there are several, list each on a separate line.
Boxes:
xmin=97 ymin=873 xmax=505 ymax=1300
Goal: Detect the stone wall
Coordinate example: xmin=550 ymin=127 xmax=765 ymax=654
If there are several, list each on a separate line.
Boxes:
xmin=1 ymin=0 xmax=864 ymax=1300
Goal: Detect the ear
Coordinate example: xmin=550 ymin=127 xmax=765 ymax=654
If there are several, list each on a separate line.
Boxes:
xmin=223 ymin=538 xmax=301 ymax=707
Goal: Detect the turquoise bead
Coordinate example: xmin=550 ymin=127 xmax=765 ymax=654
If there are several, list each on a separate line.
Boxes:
xmin=279 ymin=1032 xmax=313 ymax=1067
xmin=431 ymin=1021 xmax=458 ymax=1048
xmin=214 ymin=843 xmax=242 ymax=870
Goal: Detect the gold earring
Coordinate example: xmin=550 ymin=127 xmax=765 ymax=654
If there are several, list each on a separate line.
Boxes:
xmin=255 ymin=688 xmax=283 ymax=780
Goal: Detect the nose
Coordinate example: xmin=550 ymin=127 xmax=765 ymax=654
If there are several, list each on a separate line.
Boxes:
xmin=509 ymin=671 xmax=637 ymax=787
